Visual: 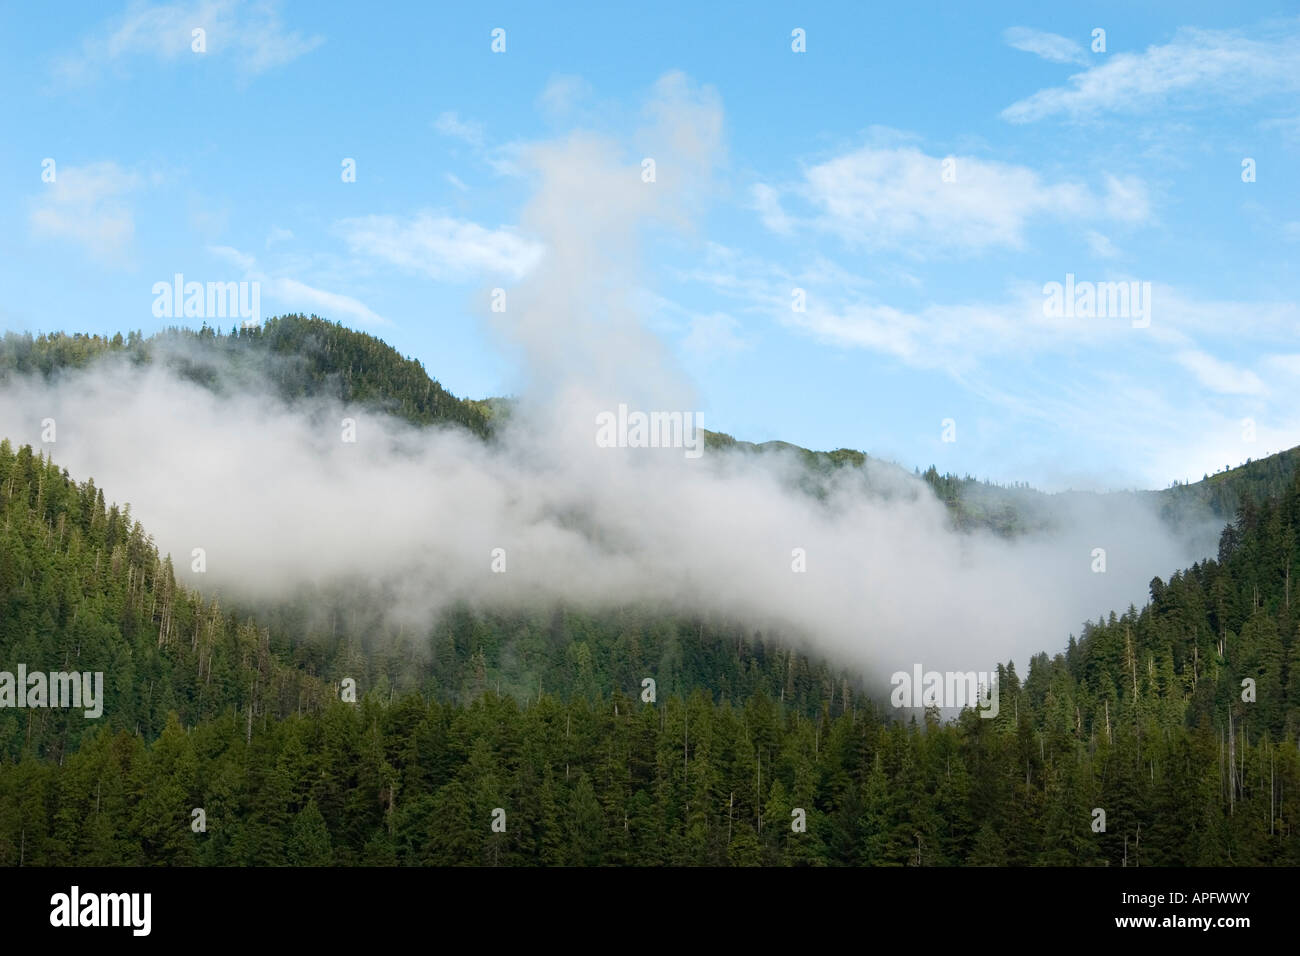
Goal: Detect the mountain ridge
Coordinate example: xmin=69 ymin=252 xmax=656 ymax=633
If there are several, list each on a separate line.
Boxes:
xmin=4 ymin=315 xmax=1296 ymax=536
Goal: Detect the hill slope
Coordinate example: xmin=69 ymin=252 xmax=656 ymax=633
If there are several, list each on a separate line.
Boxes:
xmin=6 ymin=315 xmax=1297 ymax=536
xmin=3 ymin=316 xmax=1300 ymax=866
xmin=0 ymin=315 xmax=490 ymax=437
xmin=1 ymin=449 xmax=1298 ymax=865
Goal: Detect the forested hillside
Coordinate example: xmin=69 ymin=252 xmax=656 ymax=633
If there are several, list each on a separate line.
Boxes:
xmin=0 ymin=439 xmax=335 ymax=761
xmin=3 ymin=319 xmax=1300 ymax=867
xmin=1149 ymin=448 xmax=1300 ymax=525
xmin=7 ymin=316 xmax=1296 ymax=536
xmin=1 ymin=440 xmax=1299 ymax=865
xmin=0 ymin=438 xmax=860 ymax=762
xmin=0 ymin=315 xmax=490 ymax=437
xmin=708 ymin=421 xmax=1299 ymax=538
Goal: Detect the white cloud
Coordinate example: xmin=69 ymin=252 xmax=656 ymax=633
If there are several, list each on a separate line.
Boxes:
xmin=769 ymin=282 xmax=1295 ymax=488
xmin=1102 ymin=174 xmax=1152 ymax=223
xmin=265 ymin=226 xmax=293 ymax=248
xmin=267 ymin=277 xmax=387 ymax=327
xmin=29 ymin=162 xmax=141 ymax=262
xmin=685 ymin=252 xmax=1297 ymax=459
xmin=756 ymin=146 xmax=1146 ymax=254
xmin=1002 ymin=22 xmax=1300 ymax=123
xmin=208 ymin=244 xmax=256 ymax=270
xmin=1153 ymin=291 xmax=1300 ymax=341
xmin=0 ymin=350 xmax=1215 ymax=692
xmin=433 ymin=111 xmax=484 ymax=148
xmin=538 ymin=74 xmax=592 ymax=117
xmin=751 ymin=183 xmax=793 ymax=235
xmin=1261 ymin=115 xmax=1300 ymax=143
xmin=1175 ymin=350 xmax=1267 ymax=395
xmin=485 ymin=146 xmax=526 ymax=178
xmin=1085 ymin=230 xmax=1120 ymax=258
xmin=781 ymin=294 xmax=1099 ymax=372
xmin=338 ymin=212 xmax=544 ymax=282
xmin=683 ymin=312 xmax=748 ymax=355
xmin=208 ymin=245 xmax=386 ymax=326
xmin=806 ymin=148 xmax=1085 ymax=251
xmin=1003 ymin=26 xmax=1089 ymax=65
xmin=56 ymin=0 xmax=322 ymax=83
xmin=1265 ymin=353 xmax=1300 ymax=375
xmin=640 ymin=71 xmax=726 ymax=181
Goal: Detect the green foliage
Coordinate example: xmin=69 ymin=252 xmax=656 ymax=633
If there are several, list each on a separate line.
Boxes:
xmin=5 ymin=448 xmax=1300 ymax=865
xmin=0 ymin=439 xmax=335 ymax=761
xmin=4 ymin=318 xmax=1300 ymax=865
xmin=0 ymin=315 xmax=490 ymax=437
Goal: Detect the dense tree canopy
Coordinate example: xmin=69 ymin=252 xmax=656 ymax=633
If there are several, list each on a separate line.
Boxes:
xmin=3 ymin=320 xmax=1300 ymax=866
xmin=2 ymin=436 xmax=1299 ymax=865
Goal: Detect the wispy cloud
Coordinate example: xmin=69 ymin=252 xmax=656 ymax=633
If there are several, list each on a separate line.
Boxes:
xmin=208 ymin=244 xmax=256 ymax=271
xmin=1102 ymin=174 xmax=1152 ymax=223
xmin=1003 ymin=26 xmax=1089 ymax=66
xmin=683 ymin=242 xmax=1295 ymax=403
xmin=267 ymin=277 xmax=386 ymax=327
xmin=431 ymin=111 xmax=532 ymax=179
xmin=750 ymin=183 xmax=793 ymax=235
xmin=55 ymin=0 xmax=322 ymax=84
xmin=1002 ymin=21 xmax=1300 ymax=123
xmin=755 ymin=146 xmax=1149 ymax=255
xmin=209 ymin=244 xmax=387 ymax=326
xmin=538 ymin=74 xmax=592 ymax=118
xmin=681 ymin=234 xmax=1299 ymax=485
xmin=30 ymin=162 xmax=142 ymax=263
xmin=338 ymin=212 xmax=544 ymax=282
xmin=265 ymin=226 xmax=293 ymax=248
xmin=1175 ymin=350 xmax=1266 ymax=396
xmin=433 ymin=111 xmax=485 ymax=148
xmin=1265 ymin=353 xmax=1300 ymax=376
xmin=1085 ymin=230 xmax=1120 ymax=258
xmin=779 ymin=292 xmax=1117 ymax=372
xmin=683 ymin=312 xmax=749 ymax=356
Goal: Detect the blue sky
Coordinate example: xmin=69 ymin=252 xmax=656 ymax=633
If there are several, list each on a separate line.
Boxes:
xmin=2 ymin=0 xmax=1298 ymax=492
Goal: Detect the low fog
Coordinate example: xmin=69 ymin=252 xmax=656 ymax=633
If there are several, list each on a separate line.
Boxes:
xmin=0 ymin=74 xmax=1223 ymax=687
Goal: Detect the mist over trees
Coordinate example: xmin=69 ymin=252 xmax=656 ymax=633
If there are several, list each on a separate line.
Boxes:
xmin=2 ymin=320 xmax=1299 ymax=866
